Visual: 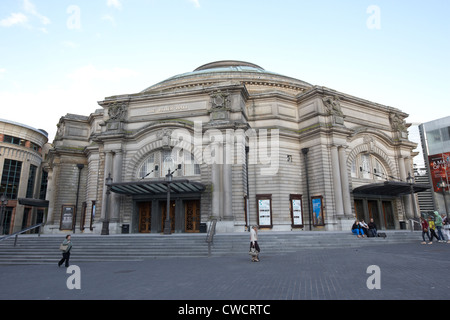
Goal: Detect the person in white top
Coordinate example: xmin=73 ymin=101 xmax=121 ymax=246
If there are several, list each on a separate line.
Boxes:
xmin=250 ymin=225 xmax=260 ymax=262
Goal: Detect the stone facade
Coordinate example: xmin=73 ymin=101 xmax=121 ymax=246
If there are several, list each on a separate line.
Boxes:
xmin=43 ymin=61 xmax=419 ymax=234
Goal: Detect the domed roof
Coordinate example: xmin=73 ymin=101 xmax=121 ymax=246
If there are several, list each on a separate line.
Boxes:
xmin=141 ymin=60 xmax=312 ymax=93
xmin=193 ymin=60 xmax=265 ymax=72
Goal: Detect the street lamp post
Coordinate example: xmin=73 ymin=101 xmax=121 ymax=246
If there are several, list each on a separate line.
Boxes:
xmin=0 ymin=194 xmax=8 ymax=235
xmin=73 ymin=164 xmax=84 ymax=233
xmin=101 ymin=173 xmax=113 ymax=235
xmin=163 ymin=164 xmax=181 ymax=235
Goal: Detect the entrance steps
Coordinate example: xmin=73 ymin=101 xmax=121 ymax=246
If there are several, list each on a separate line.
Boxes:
xmin=0 ymin=230 xmax=422 ymax=265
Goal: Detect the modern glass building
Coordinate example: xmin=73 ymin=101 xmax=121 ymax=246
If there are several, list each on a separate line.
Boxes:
xmin=0 ymin=119 xmax=49 ymax=234
xmin=418 ymin=116 xmax=450 ymax=216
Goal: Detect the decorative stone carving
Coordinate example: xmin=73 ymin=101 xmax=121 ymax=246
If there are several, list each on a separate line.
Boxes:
xmin=104 ymin=100 xmax=128 ymax=132
xmin=107 ymin=101 xmax=128 ymax=121
xmin=210 ymin=90 xmax=231 ymax=110
xmin=208 ymin=90 xmax=231 ymax=123
xmin=157 ymin=128 xmax=172 ymax=150
xmin=363 ymin=135 xmax=375 ymax=153
xmin=55 ymin=120 xmax=65 ymax=139
xmin=322 ymin=95 xmax=345 ymax=125
xmin=389 ymin=112 xmax=408 ymax=138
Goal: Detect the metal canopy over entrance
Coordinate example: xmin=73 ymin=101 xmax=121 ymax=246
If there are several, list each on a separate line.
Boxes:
xmin=18 ymin=198 xmax=49 ymax=208
xmin=109 ymin=179 xmax=206 ymax=196
xmin=353 ymin=181 xmax=431 ymax=197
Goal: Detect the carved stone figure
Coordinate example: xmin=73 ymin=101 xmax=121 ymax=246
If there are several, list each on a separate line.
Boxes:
xmin=389 ymin=112 xmax=407 ymax=134
xmin=322 ymin=95 xmax=344 ymax=117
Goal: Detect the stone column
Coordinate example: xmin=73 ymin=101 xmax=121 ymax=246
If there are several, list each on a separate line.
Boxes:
xmin=211 ymin=162 xmax=221 ymax=219
xmin=101 ymin=151 xmax=113 ymax=221
xmin=404 ymin=156 xmax=418 ymax=219
xmin=398 ymin=156 xmax=412 ymax=220
xmin=223 ymin=139 xmax=233 ymax=221
xmin=111 ymin=150 xmax=122 ymax=222
xmin=330 ymin=145 xmax=344 ymax=216
xmin=338 ymin=146 xmax=352 ymax=216
xmin=45 ymin=167 xmax=55 ymax=224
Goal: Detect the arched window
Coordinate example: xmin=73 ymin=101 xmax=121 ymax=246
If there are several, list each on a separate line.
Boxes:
xmin=351 ymin=153 xmax=388 ymax=180
xmin=138 ymin=149 xmax=200 ymax=179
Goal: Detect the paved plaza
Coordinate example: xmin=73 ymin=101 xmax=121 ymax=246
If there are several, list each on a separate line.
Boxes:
xmin=0 ymin=242 xmax=449 ymax=302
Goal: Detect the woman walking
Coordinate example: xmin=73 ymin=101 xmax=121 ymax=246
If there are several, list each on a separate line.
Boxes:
xmin=428 ymin=217 xmax=440 ymax=244
xmin=420 ymin=216 xmax=431 ymax=244
xmin=58 ymin=235 xmax=73 ymax=267
xmin=250 ymin=225 xmax=260 ymax=262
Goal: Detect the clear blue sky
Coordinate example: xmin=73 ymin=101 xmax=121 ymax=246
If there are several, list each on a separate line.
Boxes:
xmin=1 ymin=0 xmax=449 ymax=141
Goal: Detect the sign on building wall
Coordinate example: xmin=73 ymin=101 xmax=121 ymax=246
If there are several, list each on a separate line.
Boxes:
xmin=428 ymin=153 xmax=450 ymax=192
xmin=256 ymin=195 xmax=272 ymax=227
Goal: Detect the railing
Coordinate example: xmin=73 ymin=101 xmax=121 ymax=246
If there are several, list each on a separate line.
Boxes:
xmin=0 ymin=223 xmax=44 ymax=246
xmin=408 ymin=219 xmax=421 ymax=232
xmin=206 ymin=219 xmax=217 ymax=257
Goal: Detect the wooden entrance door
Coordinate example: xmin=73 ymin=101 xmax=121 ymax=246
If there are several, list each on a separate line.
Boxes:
xmin=185 ymin=200 xmax=200 ymax=233
xmin=382 ymin=201 xmax=395 ymax=229
xmin=368 ymin=200 xmax=382 ymax=229
xmin=138 ymin=202 xmax=152 ymax=233
xmin=161 ymin=200 xmax=176 ymax=233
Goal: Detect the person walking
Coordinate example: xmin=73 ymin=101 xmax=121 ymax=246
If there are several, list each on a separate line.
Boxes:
xmin=250 ymin=225 xmax=260 ymax=262
xmin=434 ymin=211 xmax=446 ymax=243
xmin=58 ymin=235 xmax=73 ymax=267
xmin=428 ymin=216 xmax=440 ymax=244
xmin=420 ymin=216 xmax=431 ymax=244
xmin=442 ymin=214 xmax=450 ymax=243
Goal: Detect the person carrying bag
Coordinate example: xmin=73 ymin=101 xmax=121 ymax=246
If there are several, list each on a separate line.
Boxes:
xmin=249 ymin=225 xmax=260 ymax=262
xmin=58 ymin=235 xmax=73 ymax=267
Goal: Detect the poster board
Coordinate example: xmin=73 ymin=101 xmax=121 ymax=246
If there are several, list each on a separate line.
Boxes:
xmin=311 ymin=196 xmax=324 ymax=226
xmin=60 ymin=205 xmax=75 ymax=230
xmin=256 ymin=194 xmax=272 ymax=228
xmin=428 ymin=153 xmax=450 ymax=192
xmin=290 ymin=194 xmax=303 ymax=227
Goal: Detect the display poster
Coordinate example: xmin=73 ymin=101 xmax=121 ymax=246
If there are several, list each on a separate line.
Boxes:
xmin=60 ymin=205 xmax=75 ymax=230
xmin=257 ymin=196 xmax=272 ymax=227
xmin=428 ymin=153 xmax=450 ymax=192
xmin=290 ymin=195 xmax=303 ymax=227
xmin=311 ymin=196 xmax=324 ymax=226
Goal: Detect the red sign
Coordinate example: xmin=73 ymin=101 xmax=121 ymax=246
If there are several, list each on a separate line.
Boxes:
xmin=428 ymin=153 xmax=450 ymax=192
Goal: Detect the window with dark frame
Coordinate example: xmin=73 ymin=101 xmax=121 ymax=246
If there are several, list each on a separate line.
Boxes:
xmin=26 ymin=164 xmax=37 ymax=198
xmin=1 ymin=159 xmax=23 ymax=199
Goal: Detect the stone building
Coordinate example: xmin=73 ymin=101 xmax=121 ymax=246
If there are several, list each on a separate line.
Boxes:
xmin=0 ymin=119 xmax=49 ymax=234
xmin=43 ymin=60 xmax=428 ymax=234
